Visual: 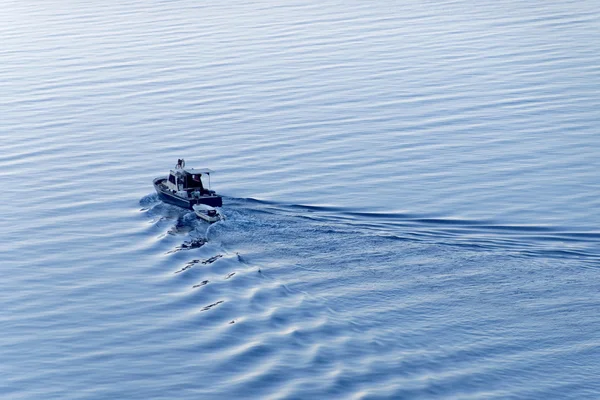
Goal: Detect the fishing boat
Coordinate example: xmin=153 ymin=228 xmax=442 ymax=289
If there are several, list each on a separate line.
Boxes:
xmin=153 ymin=159 xmax=223 ymax=210
xmin=193 ymin=204 xmax=222 ymax=223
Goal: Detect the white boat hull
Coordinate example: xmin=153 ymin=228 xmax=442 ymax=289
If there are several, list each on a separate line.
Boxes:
xmin=193 ymin=204 xmax=222 ymax=223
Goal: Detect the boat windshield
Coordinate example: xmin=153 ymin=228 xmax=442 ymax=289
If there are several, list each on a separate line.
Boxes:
xmin=185 ymin=173 xmax=204 ymax=190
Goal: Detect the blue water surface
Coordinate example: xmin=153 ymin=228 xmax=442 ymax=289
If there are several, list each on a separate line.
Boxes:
xmin=2 ymin=1 xmax=600 ymax=399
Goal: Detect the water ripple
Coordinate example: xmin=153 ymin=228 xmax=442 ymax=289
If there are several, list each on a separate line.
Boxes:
xmin=3 ymin=0 xmax=600 ymax=398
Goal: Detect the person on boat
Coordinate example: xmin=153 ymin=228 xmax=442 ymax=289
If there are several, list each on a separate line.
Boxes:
xmin=191 ymin=174 xmax=207 ymax=195
xmin=176 ymin=158 xmax=185 ymax=169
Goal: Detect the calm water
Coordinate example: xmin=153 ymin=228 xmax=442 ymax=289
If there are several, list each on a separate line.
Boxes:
xmin=2 ymin=1 xmax=600 ymax=399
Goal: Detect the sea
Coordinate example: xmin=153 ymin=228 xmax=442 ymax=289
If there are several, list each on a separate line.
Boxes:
xmin=2 ymin=1 xmax=600 ymax=399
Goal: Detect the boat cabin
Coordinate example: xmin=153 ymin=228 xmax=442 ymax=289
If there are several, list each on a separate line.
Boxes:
xmin=165 ymin=168 xmax=214 ymax=196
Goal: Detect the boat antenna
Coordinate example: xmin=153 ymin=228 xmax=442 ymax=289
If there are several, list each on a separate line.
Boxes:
xmin=208 ymin=172 xmax=211 ymax=189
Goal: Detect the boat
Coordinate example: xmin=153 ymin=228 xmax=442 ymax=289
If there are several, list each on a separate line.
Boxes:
xmin=193 ymin=204 xmax=222 ymax=223
xmin=153 ymin=159 xmax=223 ymax=210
